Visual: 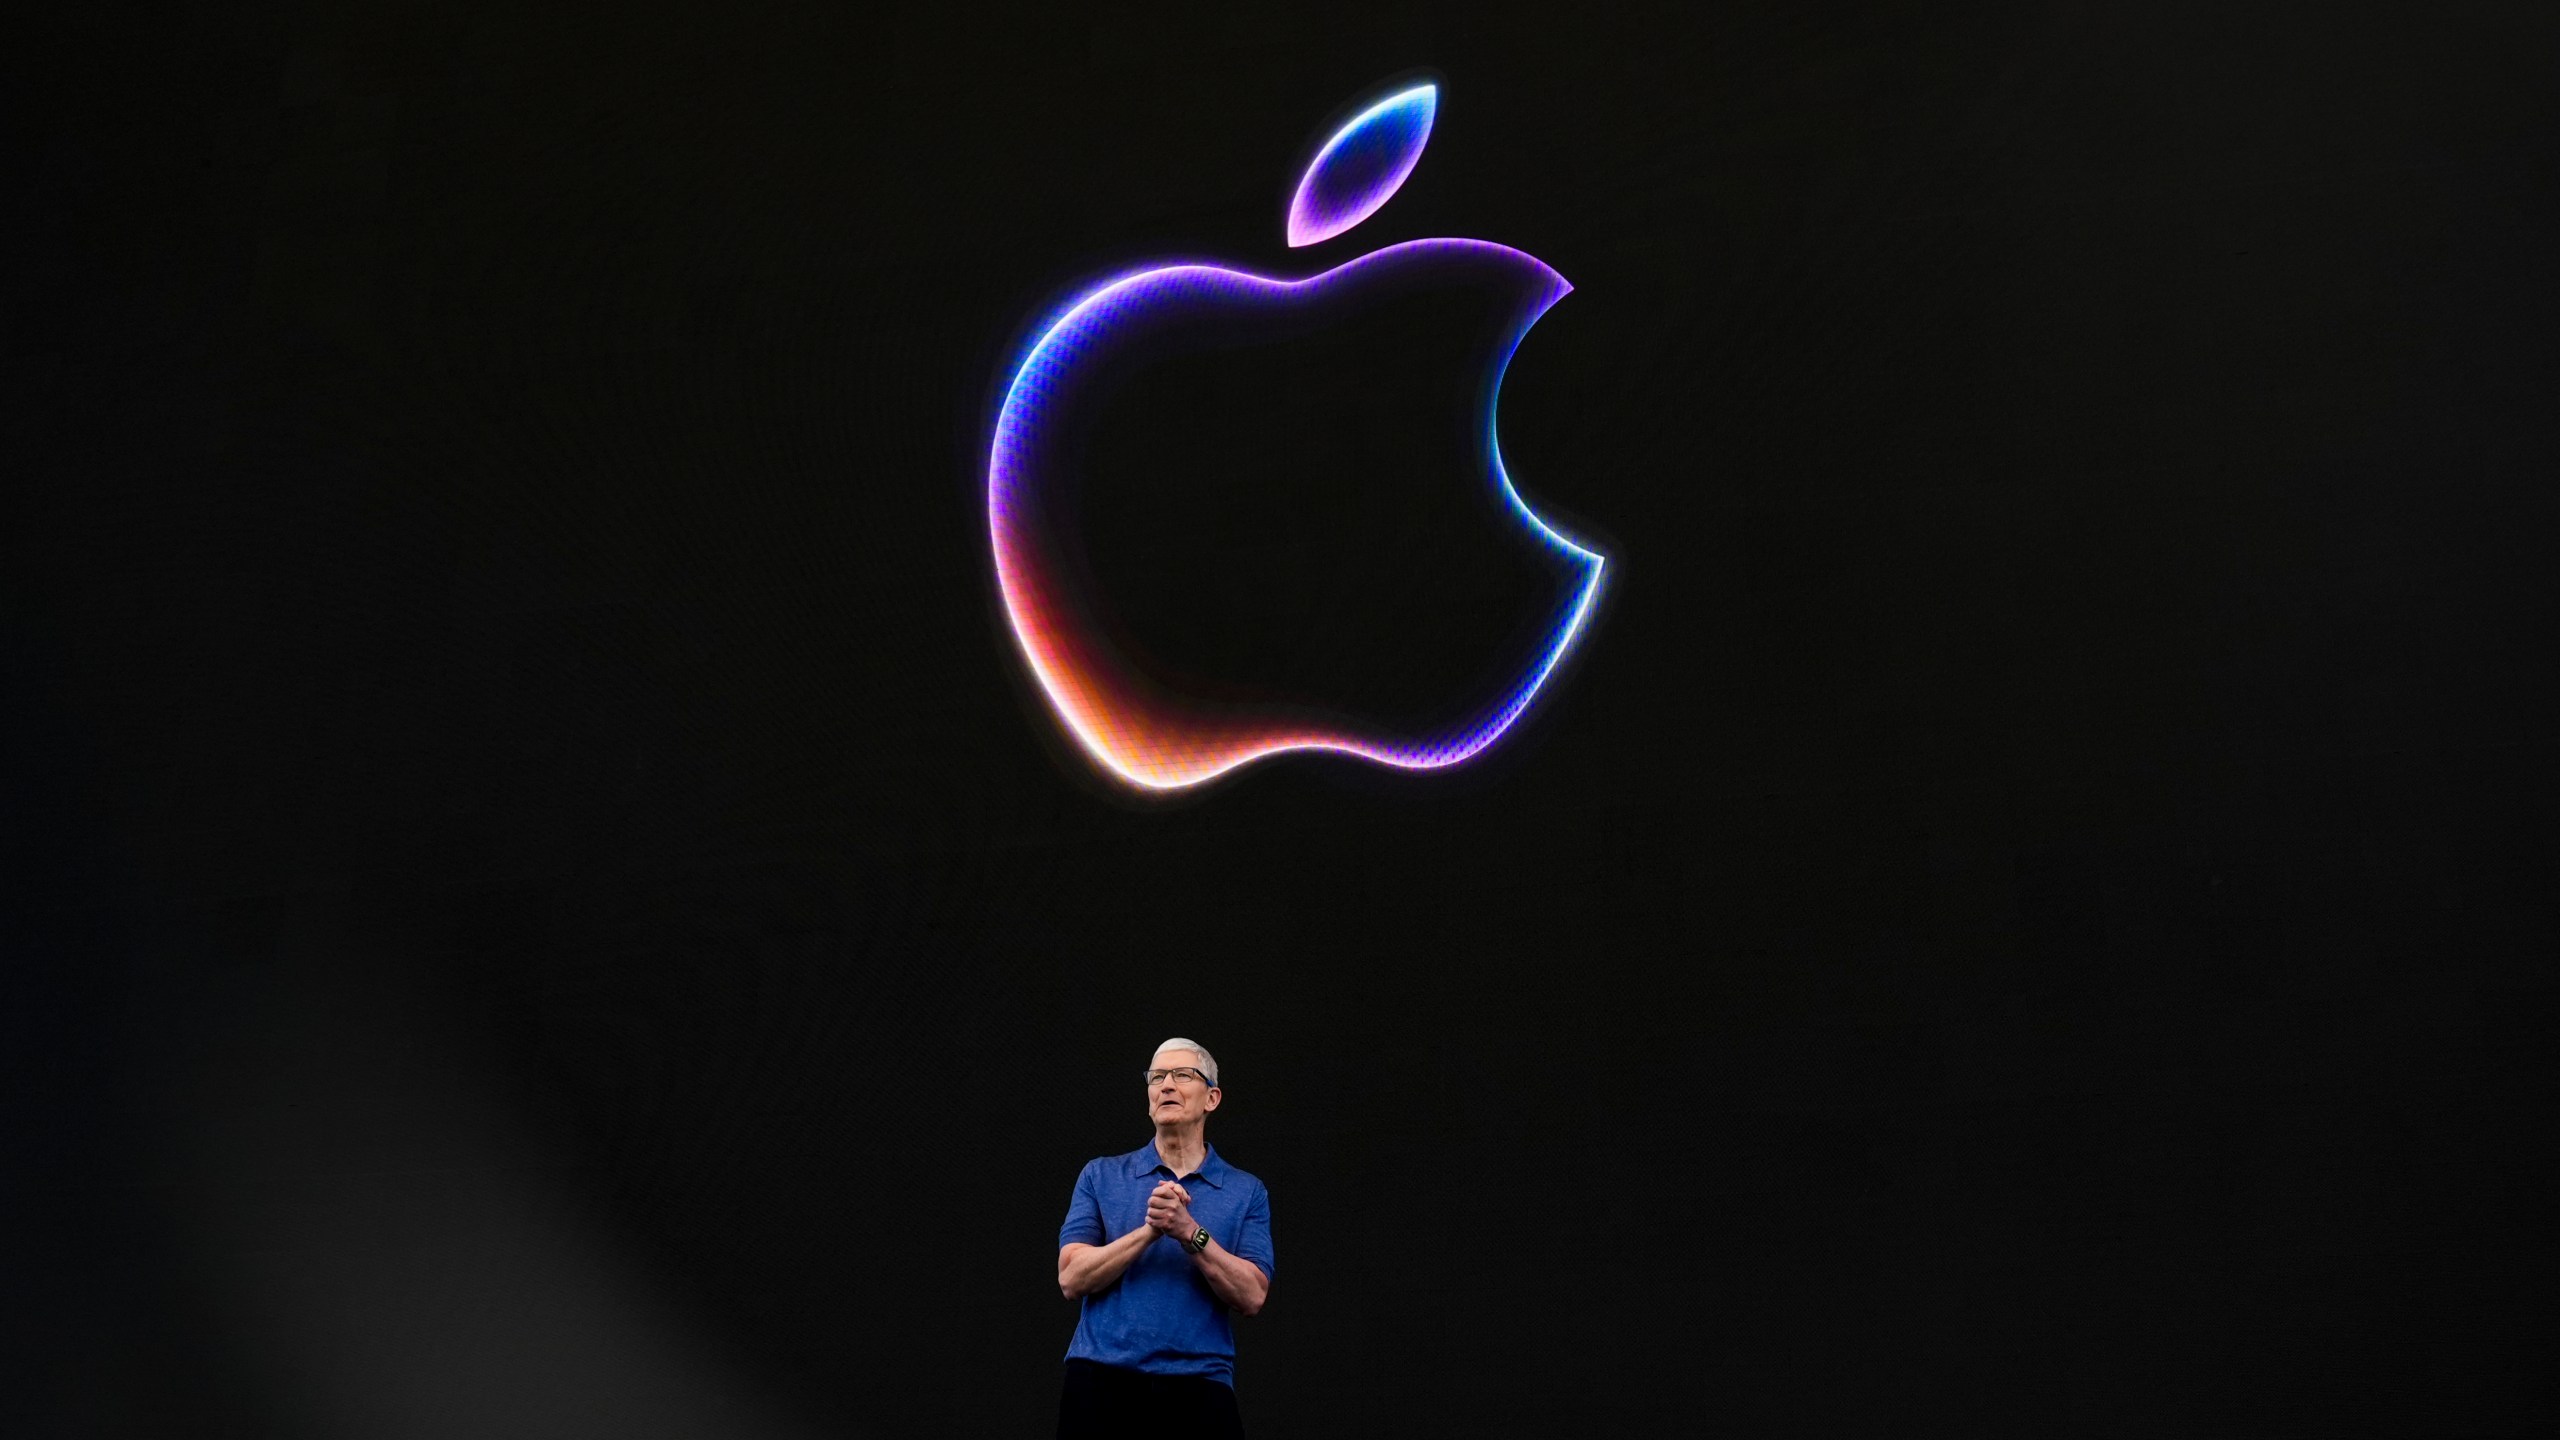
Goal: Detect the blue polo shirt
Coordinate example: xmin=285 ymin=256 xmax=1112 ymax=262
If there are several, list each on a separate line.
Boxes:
xmin=1058 ymin=1140 xmax=1275 ymax=1385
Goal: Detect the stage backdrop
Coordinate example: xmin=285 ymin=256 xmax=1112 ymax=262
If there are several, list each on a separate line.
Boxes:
xmin=17 ymin=0 xmax=2557 ymax=1435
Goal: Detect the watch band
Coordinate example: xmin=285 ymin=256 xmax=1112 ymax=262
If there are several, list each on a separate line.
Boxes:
xmin=1185 ymin=1225 xmax=1211 ymax=1254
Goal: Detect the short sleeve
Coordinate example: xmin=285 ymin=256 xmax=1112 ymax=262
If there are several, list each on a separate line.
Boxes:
xmin=1231 ymin=1180 xmax=1275 ymax=1282
xmin=1058 ymin=1161 xmax=1106 ymax=1249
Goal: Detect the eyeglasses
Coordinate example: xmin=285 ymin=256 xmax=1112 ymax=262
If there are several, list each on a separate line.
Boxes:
xmin=1144 ymin=1067 xmax=1211 ymax=1087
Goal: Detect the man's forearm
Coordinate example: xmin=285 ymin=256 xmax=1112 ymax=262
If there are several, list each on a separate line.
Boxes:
xmin=1189 ymin=1238 xmax=1270 ymax=1316
xmin=1058 ymin=1224 xmax=1157 ymax=1298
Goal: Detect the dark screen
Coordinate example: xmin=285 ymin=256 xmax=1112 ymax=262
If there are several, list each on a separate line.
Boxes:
xmin=15 ymin=1 xmax=2556 ymax=1435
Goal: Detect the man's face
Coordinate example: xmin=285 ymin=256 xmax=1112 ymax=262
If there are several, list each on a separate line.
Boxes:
xmin=1146 ymin=1049 xmax=1220 ymax=1126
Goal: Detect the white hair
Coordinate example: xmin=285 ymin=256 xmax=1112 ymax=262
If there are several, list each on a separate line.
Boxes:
xmin=1153 ymin=1037 xmax=1219 ymax=1088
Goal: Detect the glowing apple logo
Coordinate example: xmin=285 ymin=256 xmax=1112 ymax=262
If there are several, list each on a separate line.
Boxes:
xmin=989 ymin=81 xmax=1607 ymax=791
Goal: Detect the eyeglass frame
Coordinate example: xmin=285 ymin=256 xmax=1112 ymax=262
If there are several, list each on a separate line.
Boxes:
xmin=1142 ymin=1067 xmax=1216 ymax=1087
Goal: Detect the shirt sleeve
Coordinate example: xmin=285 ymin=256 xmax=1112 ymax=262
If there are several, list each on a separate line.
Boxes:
xmin=1231 ymin=1179 xmax=1275 ymax=1282
xmin=1058 ymin=1160 xmax=1105 ymax=1249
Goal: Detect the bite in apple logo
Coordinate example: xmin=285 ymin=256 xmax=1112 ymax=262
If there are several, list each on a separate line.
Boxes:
xmin=988 ymin=79 xmax=1608 ymax=791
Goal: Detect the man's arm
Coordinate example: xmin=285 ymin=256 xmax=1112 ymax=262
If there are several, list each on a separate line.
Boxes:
xmin=1058 ymin=1223 xmax=1159 ymax=1299
xmin=1185 ymin=1236 xmax=1270 ymax=1317
xmin=1151 ymin=1182 xmax=1272 ymax=1317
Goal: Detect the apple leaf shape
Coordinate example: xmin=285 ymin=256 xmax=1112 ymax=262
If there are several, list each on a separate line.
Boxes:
xmin=1286 ymin=84 xmax=1437 ymax=247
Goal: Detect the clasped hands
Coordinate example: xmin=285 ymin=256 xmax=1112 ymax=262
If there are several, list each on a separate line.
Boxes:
xmin=1145 ymin=1181 xmax=1199 ymax=1245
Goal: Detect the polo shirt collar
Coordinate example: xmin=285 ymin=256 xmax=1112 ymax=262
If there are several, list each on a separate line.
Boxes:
xmin=1135 ymin=1139 xmax=1229 ymax=1188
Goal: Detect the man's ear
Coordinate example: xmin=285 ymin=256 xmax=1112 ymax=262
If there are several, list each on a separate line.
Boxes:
xmin=1204 ymin=1087 xmax=1222 ymax=1112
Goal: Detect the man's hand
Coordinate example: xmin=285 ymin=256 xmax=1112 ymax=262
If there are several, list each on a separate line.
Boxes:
xmin=1145 ymin=1181 xmax=1195 ymax=1239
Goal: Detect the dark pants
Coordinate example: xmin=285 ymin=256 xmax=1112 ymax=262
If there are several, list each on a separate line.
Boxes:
xmin=1057 ymin=1359 xmax=1244 ymax=1439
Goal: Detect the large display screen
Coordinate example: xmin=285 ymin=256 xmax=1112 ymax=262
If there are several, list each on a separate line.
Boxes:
xmin=17 ymin=4 xmax=2552 ymax=1437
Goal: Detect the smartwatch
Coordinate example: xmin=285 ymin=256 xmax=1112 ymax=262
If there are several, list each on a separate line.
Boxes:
xmin=1185 ymin=1225 xmax=1211 ymax=1255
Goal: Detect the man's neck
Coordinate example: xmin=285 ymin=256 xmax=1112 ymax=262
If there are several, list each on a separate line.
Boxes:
xmin=1153 ymin=1125 xmax=1206 ymax=1177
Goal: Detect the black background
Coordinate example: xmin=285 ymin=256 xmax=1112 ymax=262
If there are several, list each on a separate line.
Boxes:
xmin=15 ymin=1 xmax=2559 ymax=1435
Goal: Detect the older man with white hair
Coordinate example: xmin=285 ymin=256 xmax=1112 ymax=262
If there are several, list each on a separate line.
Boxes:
xmin=1054 ymin=1037 xmax=1275 ymax=1439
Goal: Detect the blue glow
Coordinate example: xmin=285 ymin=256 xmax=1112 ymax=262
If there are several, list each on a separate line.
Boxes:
xmin=1286 ymin=85 xmax=1438 ymax=248
xmin=989 ymin=240 xmax=1606 ymax=790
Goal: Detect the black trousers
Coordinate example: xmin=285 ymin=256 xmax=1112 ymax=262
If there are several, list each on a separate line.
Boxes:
xmin=1057 ymin=1359 xmax=1244 ymax=1439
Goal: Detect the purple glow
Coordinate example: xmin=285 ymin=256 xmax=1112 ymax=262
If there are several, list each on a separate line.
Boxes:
xmin=1286 ymin=85 xmax=1438 ymax=248
xmin=988 ymin=240 xmax=1606 ymax=792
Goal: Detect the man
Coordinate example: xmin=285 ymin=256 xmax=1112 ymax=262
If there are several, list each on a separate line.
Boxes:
xmin=1055 ymin=1038 xmax=1275 ymax=1439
